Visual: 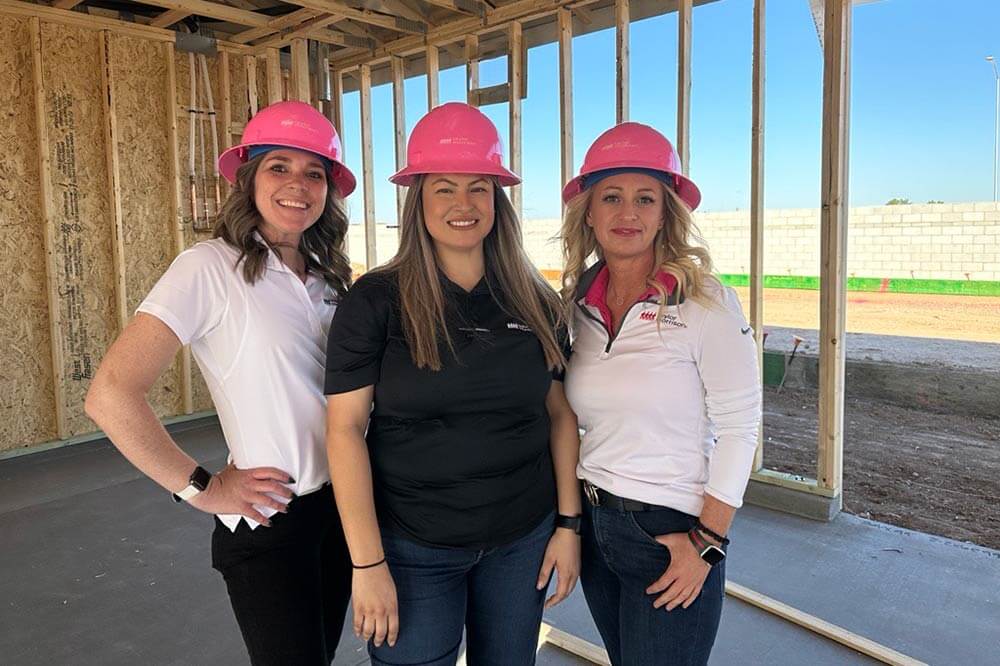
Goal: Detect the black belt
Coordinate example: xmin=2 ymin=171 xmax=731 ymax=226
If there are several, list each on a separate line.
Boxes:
xmin=582 ymin=480 xmax=668 ymax=512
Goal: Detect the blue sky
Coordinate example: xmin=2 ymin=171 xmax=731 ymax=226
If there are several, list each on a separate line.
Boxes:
xmin=338 ymin=0 xmax=1000 ymax=221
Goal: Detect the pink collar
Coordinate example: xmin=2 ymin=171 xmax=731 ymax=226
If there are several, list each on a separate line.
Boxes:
xmin=583 ymin=265 xmax=678 ymax=335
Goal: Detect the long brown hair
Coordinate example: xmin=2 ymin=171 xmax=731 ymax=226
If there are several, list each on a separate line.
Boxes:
xmin=376 ymin=175 xmax=565 ymax=371
xmin=213 ymin=154 xmax=352 ymax=296
xmin=560 ymin=181 xmax=720 ymax=318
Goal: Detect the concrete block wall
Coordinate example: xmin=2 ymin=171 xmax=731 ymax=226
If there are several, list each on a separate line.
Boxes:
xmin=346 ymin=202 xmax=1000 ymax=281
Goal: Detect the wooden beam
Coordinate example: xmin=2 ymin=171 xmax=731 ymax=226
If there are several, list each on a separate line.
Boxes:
xmin=558 ymin=7 xmax=573 ymax=191
xmin=677 ymin=0 xmax=692 ymax=173
xmin=250 ymin=15 xmax=373 ymax=51
xmin=426 ymin=44 xmax=439 ymax=109
xmin=290 ymin=38 xmax=311 ymax=102
xmin=149 ymin=9 xmax=190 ymax=28
xmin=245 ymin=55 xmax=259 ymax=115
xmin=391 ymin=55 xmax=407 ymax=227
xmin=817 ymin=0 xmax=851 ymax=495
xmin=1 ymin=0 xmax=175 ymax=42
xmin=29 ymin=17 xmax=68 ymax=440
xmin=421 ymin=0 xmax=485 ymax=16
xmin=232 ymin=9 xmax=320 ymax=44
xmin=750 ymin=469 xmax=838 ymax=498
xmin=165 ymin=43 xmax=194 ymax=414
xmin=52 ymin=0 xmax=82 ymax=8
xmin=99 ymin=32 xmax=129 ymax=334
xmin=266 ymin=47 xmax=283 ymax=103
xmin=331 ymin=68 xmax=344 ymax=139
xmin=508 ymin=21 xmax=523 ymax=217
xmin=750 ymin=0 xmax=765 ymax=471
xmin=219 ymin=50 xmax=233 ymax=201
xmin=114 ymin=0 xmax=271 ymax=28
xmin=574 ymin=4 xmax=594 ymax=25
xmin=470 ymin=82 xmax=509 ymax=106
xmin=538 ymin=623 xmax=610 ymax=665
xmin=359 ymin=63 xmax=377 ymax=269
xmin=465 ymin=33 xmax=479 ymax=106
xmin=615 ymin=0 xmax=629 ymax=123
xmin=373 ymin=0 xmax=428 ymax=23
xmin=281 ymin=0 xmax=427 ymax=35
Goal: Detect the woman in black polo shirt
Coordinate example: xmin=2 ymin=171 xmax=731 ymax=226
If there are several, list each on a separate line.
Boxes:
xmin=324 ymin=102 xmax=581 ymax=665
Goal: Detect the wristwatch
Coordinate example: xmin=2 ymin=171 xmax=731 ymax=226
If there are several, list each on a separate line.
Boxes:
xmin=172 ymin=465 xmax=212 ymax=503
xmin=688 ymin=528 xmax=726 ymax=566
xmin=555 ymin=514 xmax=582 ymax=534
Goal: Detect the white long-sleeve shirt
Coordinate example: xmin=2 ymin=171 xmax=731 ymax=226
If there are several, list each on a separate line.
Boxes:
xmin=565 ymin=263 xmax=762 ymax=516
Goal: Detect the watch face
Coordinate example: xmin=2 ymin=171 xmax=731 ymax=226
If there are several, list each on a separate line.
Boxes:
xmin=701 ymin=545 xmax=726 ymax=566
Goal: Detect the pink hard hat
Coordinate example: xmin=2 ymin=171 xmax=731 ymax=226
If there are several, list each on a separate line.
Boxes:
xmin=562 ymin=122 xmax=701 ymax=210
xmin=389 ymin=102 xmax=520 ymax=187
xmin=218 ymin=100 xmax=356 ymax=196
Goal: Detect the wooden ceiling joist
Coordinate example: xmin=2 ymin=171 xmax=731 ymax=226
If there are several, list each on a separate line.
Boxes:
xmin=51 ymin=0 xmax=83 ymax=8
xmin=281 ymin=0 xmax=427 ymax=34
xmin=231 ymin=8 xmax=322 ymax=44
xmin=421 ymin=0 xmax=486 ymax=17
xmin=114 ymin=0 xmax=272 ymax=27
xmin=149 ymin=8 xmax=191 ymax=28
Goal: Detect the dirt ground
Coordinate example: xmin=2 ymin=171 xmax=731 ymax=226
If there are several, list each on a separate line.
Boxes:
xmin=762 ymin=385 xmax=1000 ymax=550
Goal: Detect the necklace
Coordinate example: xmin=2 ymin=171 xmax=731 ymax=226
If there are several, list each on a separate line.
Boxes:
xmin=608 ymin=282 xmax=645 ymax=307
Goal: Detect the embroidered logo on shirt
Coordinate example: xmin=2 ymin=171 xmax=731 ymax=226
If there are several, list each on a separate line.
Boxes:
xmin=639 ymin=310 xmax=687 ymax=328
xmin=323 ymin=298 xmax=337 ymax=305
xmin=741 ymin=326 xmax=752 ymax=335
xmin=506 ymin=322 xmax=533 ymax=333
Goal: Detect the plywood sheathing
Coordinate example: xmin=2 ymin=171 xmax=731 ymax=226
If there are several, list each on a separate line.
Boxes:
xmin=108 ymin=33 xmax=183 ymax=418
xmin=38 ymin=21 xmax=119 ymax=438
xmin=0 ymin=18 xmax=57 ymax=451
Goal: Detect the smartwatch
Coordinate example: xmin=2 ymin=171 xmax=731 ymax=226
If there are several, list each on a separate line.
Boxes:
xmin=555 ymin=514 xmax=582 ymax=534
xmin=172 ymin=465 xmax=212 ymax=503
xmin=688 ymin=528 xmax=726 ymax=566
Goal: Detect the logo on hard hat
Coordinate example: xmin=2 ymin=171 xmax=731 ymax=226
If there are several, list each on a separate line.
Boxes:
xmin=280 ymin=119 xmax=317 ymax=134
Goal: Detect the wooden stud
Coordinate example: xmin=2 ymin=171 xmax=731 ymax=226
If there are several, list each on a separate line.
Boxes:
xmin=750 ymin=468 xmax=838 ymax=498
xmin=677 ymin=0 xmax=692 ymax=174
xmin=331 ymin=68 xmax=344 ymax=141
xmin=219 ymin=51 xmax=233 ymax=149
xmin=266 ymin=48 xmax=283 ymax=103
xmin=150 ymin=9 xmax=191 ymax=29
xmin=508 ymin=21 xmax=523 ymax=218
xmin=165 ymin=43 xmax=194 ymax=414
xmin=245 ymin=55 xmax=259 ymax=115
xmin=290 ymin=38 xmax=311 ymax=103
xmin=750 ymin=0 xmax=765 ymax=471
xmin=99 ymin=32 xmax=129 ymax=334
xmin=426 ymin=44 xmax=439 ymax=109
xmin=817 ymin=0 xmax=851 ymax=495
xmin=359 ymin=63 xmax=377 ymax=269
xmin=29 ymin=17 xmax=68 ymax=440
xmin=391 ymin=56 xmax=407 ymax=228
xmin=465 ymin=34 xmax=479 ymax=107
xmin=557 ymin=8 xmax=574 ymax=192
xmin=615 ymin=0 xmax=629 ymax=123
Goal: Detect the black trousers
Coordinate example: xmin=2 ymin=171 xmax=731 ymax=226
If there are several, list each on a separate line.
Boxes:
xmin=211 ymin=484 xmax=352 ymax=666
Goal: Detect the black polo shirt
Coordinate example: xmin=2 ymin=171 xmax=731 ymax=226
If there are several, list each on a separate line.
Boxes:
xmin=324 ymin=269 xmax=563 ymax=549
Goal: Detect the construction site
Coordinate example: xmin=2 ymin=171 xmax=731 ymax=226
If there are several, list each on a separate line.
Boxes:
xmin=1 ymin=0 xmax=998 ymax=664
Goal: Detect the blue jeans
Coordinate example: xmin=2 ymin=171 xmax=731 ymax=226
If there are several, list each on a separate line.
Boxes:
xmin=580 ymin=499 xmax=725 ymax=666
xmin=369 ymin=513 xmax=555 ymax=665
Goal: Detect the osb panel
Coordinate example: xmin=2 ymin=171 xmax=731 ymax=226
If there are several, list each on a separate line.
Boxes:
xmin=39 ymin=22 xmax=118 ymax=437
xmin=230 ymin=53 xmax=250 ymax=127
xmin=109 ymin=33 xmax=182 ymax=418
xmin=256 ymin=57 xmax=269 ymax=110
xmin=0 ymin=18 xmax=57 ymax=450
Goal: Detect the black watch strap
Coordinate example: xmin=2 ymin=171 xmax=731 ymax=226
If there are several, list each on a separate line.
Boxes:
xmin=555 ymin=514 xmax=582 ymax=534
xmin=172 ymin=465 xmax=212 ymax=503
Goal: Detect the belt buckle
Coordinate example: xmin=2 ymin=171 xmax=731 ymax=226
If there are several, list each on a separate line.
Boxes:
xmin=584 ymin=481 xmax=601 ymax=507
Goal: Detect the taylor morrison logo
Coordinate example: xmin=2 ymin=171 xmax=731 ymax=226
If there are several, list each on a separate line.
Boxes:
xmin=639 ymin=310 xmax=687 ymax=328
xmin=506 ymin=322 xmax=532 ymax=332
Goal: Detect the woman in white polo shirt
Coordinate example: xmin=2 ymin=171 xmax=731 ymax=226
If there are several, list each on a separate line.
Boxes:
xmin=85 ymin=101 xmax=356 ymax=666
xmin=560 ymin=122 xmax=761 ymax=665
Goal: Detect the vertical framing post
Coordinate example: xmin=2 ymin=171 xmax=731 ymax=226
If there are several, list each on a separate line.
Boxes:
xmin=245 ymin=54 xmax=259 ymax=116
xmin=266 ymin=48 xmax=283 ymax=104
xmin=677 ymin=0 xmax=692 ymax=174
xmin=290 ymin=38 xmax=310 ymax=103
xmin=615 ymin=0 xmax=629 ymax=123
xmin=817 ymin=0 xmax=851 ymax=496
xmin=426 ymin=44 xmax=439 ymax=109
xmin=465 ymin=34 xmax=479 ymax=107
xmin=558 ymin=8 xmax=574 ymax=192
xmin=30 ymin=17 xmax=68 ymax=439
xmin=359 ymin=63 xmax=377 ymax=269
xmin=165 ymin=42 xmax=194 ymax=414
xmin=330 ymin=68 xmax=344 ymax=139
xmin=508 ymin=21 xmax=523 ymax=218
xmin=391 ymin=56 xmax=407 ymax=229
xmin=750 ymin=0 xmax=765 ymax=470
xmin=219 ymin=51 xmax=232 ymax=199
xmin=99 ymin=31 xmax=129 ymax=334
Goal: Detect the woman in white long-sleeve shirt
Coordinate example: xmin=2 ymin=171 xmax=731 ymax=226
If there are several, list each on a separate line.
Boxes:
xmin=560 ymin=122 xmax=761 ymax=666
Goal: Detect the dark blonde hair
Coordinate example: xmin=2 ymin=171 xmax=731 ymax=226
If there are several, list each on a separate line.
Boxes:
xmin=213 ymin=154 xmax=352 ymax=296
xmin=376 ymin=175 xmax=565 ymax=371
xmin=560 ymin=181 xmax=720 ymax=317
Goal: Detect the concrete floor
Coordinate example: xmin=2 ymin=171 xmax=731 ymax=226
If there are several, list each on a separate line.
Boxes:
xmin=2 ymin=419 xmax=997 ymax=665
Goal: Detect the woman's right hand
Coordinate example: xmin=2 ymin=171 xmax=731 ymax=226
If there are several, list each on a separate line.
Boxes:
xmin=187 ymin=463 xmax=294 ymax=525
xmin=352 ymin=563 xmax=399 ymax=648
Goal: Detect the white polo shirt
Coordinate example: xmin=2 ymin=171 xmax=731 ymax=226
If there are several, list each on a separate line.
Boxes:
xmin=138 ymin=237 xmax=339 ymax=531
xmin=565 ymin=263 xmax=762 ymax=517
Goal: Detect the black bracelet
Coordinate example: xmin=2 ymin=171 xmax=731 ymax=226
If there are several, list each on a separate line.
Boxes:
xmin=352 ymin=556 xmax=386 ymax=570
xmin=696 ymin=521 xmax=730 ymax=546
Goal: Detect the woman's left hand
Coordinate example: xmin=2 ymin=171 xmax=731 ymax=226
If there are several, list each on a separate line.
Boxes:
xmin=645 ymin=532 xmax=710 ymax=611
xmin=536 ymin=528 xmax=581 ymax=608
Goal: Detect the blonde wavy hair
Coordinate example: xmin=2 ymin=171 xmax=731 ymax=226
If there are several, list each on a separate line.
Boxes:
xmin=375 ymin=175 xmax=565 ymax=372
xmin=560 ymin=181 xmax=720 ymax=318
